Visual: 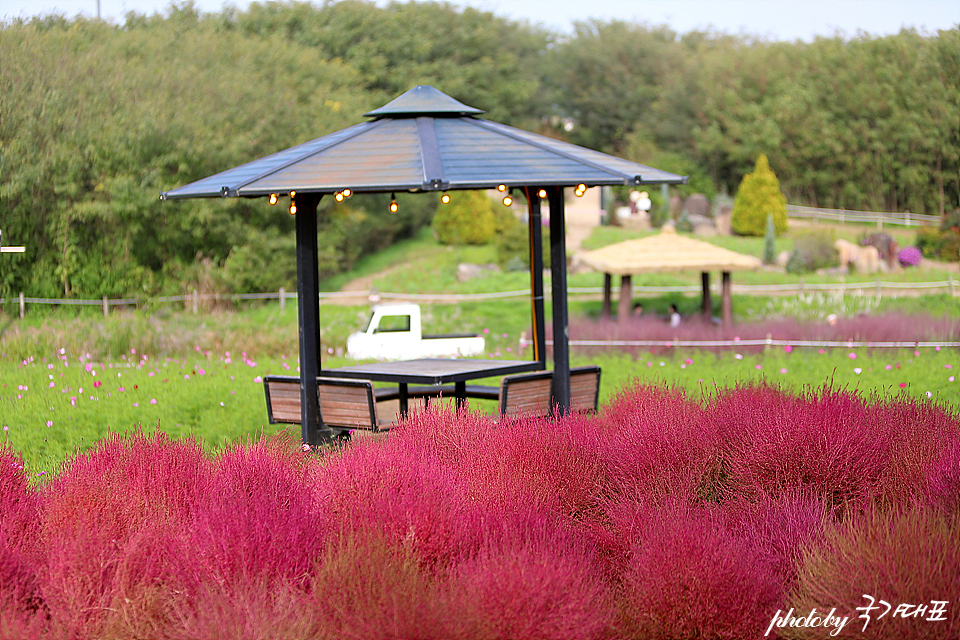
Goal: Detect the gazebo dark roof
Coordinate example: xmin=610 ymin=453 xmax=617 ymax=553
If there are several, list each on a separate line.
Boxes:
xmin=161 ymin=85 xmax=685 ymax=200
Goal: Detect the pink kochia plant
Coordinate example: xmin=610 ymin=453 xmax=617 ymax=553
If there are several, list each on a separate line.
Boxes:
xmin=2 ymin=382 xmax=959 ymax=639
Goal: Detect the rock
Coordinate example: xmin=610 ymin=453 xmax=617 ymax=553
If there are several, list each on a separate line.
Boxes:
xmin=775 ymin=250 xmax=791 ymax=267
xmin=684 ymin=193 xmax=710 ymax=219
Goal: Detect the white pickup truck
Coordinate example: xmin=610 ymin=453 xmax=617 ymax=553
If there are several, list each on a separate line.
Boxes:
xmin=346 ymin=303 xmax=486 ymax=360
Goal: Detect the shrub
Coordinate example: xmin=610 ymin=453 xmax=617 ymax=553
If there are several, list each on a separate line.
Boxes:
xmin=710 ymin=384 xmax=892 ymax=510
xmin=787 ymin=228 xmax=838 ymax=273
xmin=786 ymin=507 xmax=960 ymax=640
xmin=613 ymin=499 xmax=784 ymax=639
xmin=444 ymin=516 xmax=614 ymax=640
xmin=898 ymin=245 xmax=923 ymax=267
xmin=731 ymin=154 xmax=787 ymax=237
xmin=595 ymin=384 xmax=719 ymax=500
xmin=432 ymin=190 xmax=496 ymax=245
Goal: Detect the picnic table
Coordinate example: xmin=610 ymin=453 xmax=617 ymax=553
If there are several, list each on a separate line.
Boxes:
xmin=322 ymin=358 xmax=543 ymax=415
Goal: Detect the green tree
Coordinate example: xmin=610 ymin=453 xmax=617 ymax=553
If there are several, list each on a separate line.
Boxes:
xmin=732 ymin=154 xmax=787 ymax=237
xmin=432 ymin=191 xmax=496 ymax=245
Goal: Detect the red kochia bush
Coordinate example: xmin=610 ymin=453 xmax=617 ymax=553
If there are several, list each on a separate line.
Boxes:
xmin=595 ymin=384 xmax=719 ymax=500
xmin=925 ymin=434 xmax=960 ymax=516
xmin=787 ymin=506 xmax=960 ymax=640
xmin=611 ymin=498 xmax=784 ymax=640
xmin=167 ymin=435 xmax=327 ymax=640
xmin=710 ymin=383 xmax=893 ymax=508
xmin=0 ymin=445 xmax=38 ymax=558
xmin=37 ymin=431 xmax=211 ymax=639
xmin=443 ymin=513 xmax=615 ymax=640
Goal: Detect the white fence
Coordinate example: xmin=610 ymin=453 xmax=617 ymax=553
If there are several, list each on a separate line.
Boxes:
xmin=2 ymin=277 xmax=959 ymax=318
xmin=787 ymin=204 xmax=939 ymax=228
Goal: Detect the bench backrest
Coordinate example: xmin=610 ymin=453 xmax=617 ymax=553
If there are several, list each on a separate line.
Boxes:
xmin=569 ymin=366 xmax=602 ymax=414
xmin=263 ymin=375 xmax=302 ymax=424
xmin=263 ymin=375 xmax=383 ymax=432
xmin=317 ymin=377 xmax=382 ymax=432
xmin=499 ymin=370 xmax=554 ymax=418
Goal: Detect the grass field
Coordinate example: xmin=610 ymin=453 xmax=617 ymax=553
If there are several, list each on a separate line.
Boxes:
xmin=2 ymin=223 xmax=959 ymax=475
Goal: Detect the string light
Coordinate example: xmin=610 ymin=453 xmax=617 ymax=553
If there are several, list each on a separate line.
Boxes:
xmin=389 ymin=194 xmax=398 ymax=213
xmin=441 ymin=192 xmax=450 ymax=204
xmin=575 ymin=183 xmax=586 ymax=197
xmin=342 ymin=189 xmax=352 ymax=198
xmin=502 ymin=194 xmax=513 ymax=207
xmin=288 ymin=201 xmax=297 ymax=215
xmin=335 ymin=191 xmax=344 ymax=202
xmin=268 ymin=193 xmax=278 ymax=205
xmin=497 ymin=184 xmax=507 ymax=192
xmin=289 ymin=191 xmax=296 ymax=198
xmin=537 ymin=189 xmax=547 ymax=199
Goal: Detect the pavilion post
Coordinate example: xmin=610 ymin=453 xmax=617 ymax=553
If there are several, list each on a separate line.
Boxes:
xmin=701 ymin=272 xmax=712 ymax=319
xmin=721 ymin=271 xmax=732 ymax=327
xmin=547 ymin=186 xmax=570 ymax=414
xmin=618 ymin=275 xmax=632 ymax=323
xmin=295 ymin=193 xmax=329 ymax=446
xmin=601 ymin=273 xmax=612 ymax=320
xmin=527 ymin=189 xmax=546 ymax=368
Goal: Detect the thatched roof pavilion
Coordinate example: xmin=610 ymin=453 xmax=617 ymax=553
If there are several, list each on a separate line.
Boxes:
xmin=577 ymin=226 xmax=761 ymax=325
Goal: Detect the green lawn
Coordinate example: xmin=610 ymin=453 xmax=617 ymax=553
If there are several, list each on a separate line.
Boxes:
xmin=3 ymin=222 xmax=958 ymax=474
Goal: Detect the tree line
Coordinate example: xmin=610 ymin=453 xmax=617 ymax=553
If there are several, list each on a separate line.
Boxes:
xmin=1 ymin=1 xmax=957 ymax=299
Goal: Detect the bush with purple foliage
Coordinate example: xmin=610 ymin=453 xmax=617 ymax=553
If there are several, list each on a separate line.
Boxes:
xmin=1 ymin=383 xmax=959 ymax=639
xmin=898 ymin=245 xmax=923 ymax=267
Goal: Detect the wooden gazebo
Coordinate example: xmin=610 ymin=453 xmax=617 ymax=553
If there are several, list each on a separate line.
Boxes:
xmin=578 ymin=226 xmax=761 ymax=326
xmin=161 ymin=86 xmax=686 ymax=445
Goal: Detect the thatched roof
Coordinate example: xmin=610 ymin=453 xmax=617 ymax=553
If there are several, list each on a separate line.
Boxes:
xmin=577 ymin=226 xmax=762 ymax=275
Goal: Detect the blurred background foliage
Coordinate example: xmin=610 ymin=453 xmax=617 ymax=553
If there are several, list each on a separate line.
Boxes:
xmin=1 ymin=2 xmax=958 ymax=300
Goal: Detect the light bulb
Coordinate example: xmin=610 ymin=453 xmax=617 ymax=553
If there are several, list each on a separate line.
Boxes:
xmin=537 ymin=189 xmax=547 ymax=199
xmin=503 ymin=195 xmax=513 ymax=206
xmin=389 ymin=194 xmax=398 ymax=213
xmin=441 ymin=192 xmax=450 ymax=204
xmin=576 ymin=184 xmax=586 ymax=192
xmin=289 ymin=202 xmax=297 ymax=215
xmin=342 ymin=189 xmax=352 ymax=198
xmin=335 ymin=191 xmax=344 ymax=202
xmin=268 ymin=193 xmax=278 ymax=205
xmin=497 ymin=184 xmax=507 ymax=192
xmin=289 ymin=191 xmax=296 ymax=198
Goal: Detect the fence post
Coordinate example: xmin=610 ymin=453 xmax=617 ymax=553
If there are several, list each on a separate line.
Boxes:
xmin=876 ymin=279 xmax=882 ymax=300
xmin=103 ymin=295 xmax=109 ymax=318
xmin=905 ymin=211 xmax=911 ymax=226
xmin=192 ymin=288 xmax=199 ymax=315
xmin=950 ymin=277 xmax=956 ymax=298
xmin=877 ymin=213 xmax=882 ymax=229
xmin=19 ymin=292 xmax=24 ymax=319
xmin=279 ymin=287 xmax=286 ymax=311
xmin=840 ymin=209 xmax=845 ymax=225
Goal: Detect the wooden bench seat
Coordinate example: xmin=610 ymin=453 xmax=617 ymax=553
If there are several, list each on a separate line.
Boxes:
xmin=264 ymin=375 xmax=395 ymax=432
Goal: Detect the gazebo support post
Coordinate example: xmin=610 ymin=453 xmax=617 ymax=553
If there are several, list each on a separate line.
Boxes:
xmin=701 ymin=272 xmax=712 ymax=319
xmin=721 ymin=271 xmax=732 ymax=327
xmin=527 ymin=188 xmax=547 ymax=367
xmin=618 ymin=275 xmax=632 ymax=322
xmin=295 ymin=193 xmax=330 ymax=446
xmin=547 ymin=186 xmax=570 ymax=414
xmin=601 ymin=274 xmax=612 ymax=320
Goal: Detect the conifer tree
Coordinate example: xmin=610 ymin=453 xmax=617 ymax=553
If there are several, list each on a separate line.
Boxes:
xmin=732 ymin=154 xmax=788 ymax=237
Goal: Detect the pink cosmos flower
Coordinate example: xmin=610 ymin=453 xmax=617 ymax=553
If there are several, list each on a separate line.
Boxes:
xmin=848 ymin=352 xmax=857 ymax=360
xmin=150 ymin=398 xmax=157 ymax=404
